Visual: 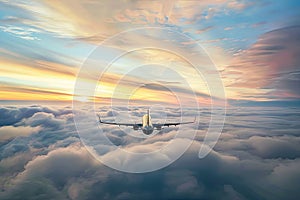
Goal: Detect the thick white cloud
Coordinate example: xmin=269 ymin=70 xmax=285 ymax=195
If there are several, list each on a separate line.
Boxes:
xmin=0 ymin=105 xmax=299 ymax=199
xmin=0 ymin=125 xmax=40 ymax=141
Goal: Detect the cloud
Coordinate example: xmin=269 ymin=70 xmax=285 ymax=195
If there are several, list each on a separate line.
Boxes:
xmin=0 ymin=105 xmax=299 ymax=199
xmin=1 ymin=144 xmax=107 ymax=200
xmin=224 ymin=26 xmax=300 ymax=100
xmin=0 ymin=0 xmax=136 ymax=40
xmin=0 ymin=105 xmax=77 ymax=161
xmin=0 ymin=25 xmax=40 ymax=40
xmin=0 ymin=105 xmax=71 ymax=126
xmin=0 ymin=125 xmax=40 ymax=141
xmin=267 ymin=159 xmax=300 ymax=198
xmin=194 ymin=25 xmax=214 ymax=34
xmin=22 ymin=112 xmax=64 ymax=130
xmin=0 ymin=0 xmax=249 ymax=42
xmin=246 ymin=136 xmax=300 ymax=159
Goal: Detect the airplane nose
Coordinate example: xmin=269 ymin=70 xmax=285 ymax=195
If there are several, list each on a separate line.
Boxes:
xmin=142 ymin=126 xmax=154 ymax=135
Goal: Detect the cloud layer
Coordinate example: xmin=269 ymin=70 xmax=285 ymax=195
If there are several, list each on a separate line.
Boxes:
xmin=0 ymin=105 xmax=299 ymax=199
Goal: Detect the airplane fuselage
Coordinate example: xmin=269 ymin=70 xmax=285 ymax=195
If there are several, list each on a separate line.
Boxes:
xmin=142 ymin=113 xmax=154 ymax=135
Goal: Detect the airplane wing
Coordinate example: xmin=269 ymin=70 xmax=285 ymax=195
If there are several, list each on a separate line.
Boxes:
xmin=97 ymin=114 xmax=142 ymax=127
xmin=152 ymin=117 xmax=196 ymax=128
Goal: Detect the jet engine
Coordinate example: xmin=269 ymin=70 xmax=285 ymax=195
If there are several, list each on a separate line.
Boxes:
xmin=133 ymin=124 xmax=139 ymax=130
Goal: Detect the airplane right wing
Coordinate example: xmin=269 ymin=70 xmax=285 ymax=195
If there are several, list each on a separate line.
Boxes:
xmin=152 ymin=117 xmax=196 ymax=128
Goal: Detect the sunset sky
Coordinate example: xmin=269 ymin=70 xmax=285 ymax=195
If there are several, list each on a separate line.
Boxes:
xmin=0 ymin=0 xmax=300 ymax=105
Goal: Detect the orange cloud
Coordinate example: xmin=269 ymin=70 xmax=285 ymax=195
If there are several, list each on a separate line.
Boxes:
xmin=2 ymin=0 xmax=248 ymax=43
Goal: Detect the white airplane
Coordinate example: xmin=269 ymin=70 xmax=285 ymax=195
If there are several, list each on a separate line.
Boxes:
xmin=98 ymin=109 xmax=195 ymax=135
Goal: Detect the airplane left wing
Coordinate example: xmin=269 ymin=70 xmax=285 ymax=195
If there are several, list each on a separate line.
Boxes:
xmin=97 ymin=114 xmax=142 ymax=128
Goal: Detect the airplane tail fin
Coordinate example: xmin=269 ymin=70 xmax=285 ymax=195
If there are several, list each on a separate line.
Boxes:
xmin=147 ymin=109 xmax=150 ymax=125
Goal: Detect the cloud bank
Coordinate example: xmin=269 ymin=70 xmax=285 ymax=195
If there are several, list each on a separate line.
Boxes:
xmin=0 ymin=105 xmax=299 ymax=199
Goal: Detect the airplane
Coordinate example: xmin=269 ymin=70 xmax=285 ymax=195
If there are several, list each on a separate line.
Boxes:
xmin=98 ymin=109 xmax=195 ymax=135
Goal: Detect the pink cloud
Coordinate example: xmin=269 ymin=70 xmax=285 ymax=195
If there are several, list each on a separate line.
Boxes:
xmin=224 ymin=26 xmax=300 ymax=100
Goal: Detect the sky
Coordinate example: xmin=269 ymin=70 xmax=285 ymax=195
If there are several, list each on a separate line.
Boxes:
xmin=0 ymin=0 xmax=299 ymax=105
